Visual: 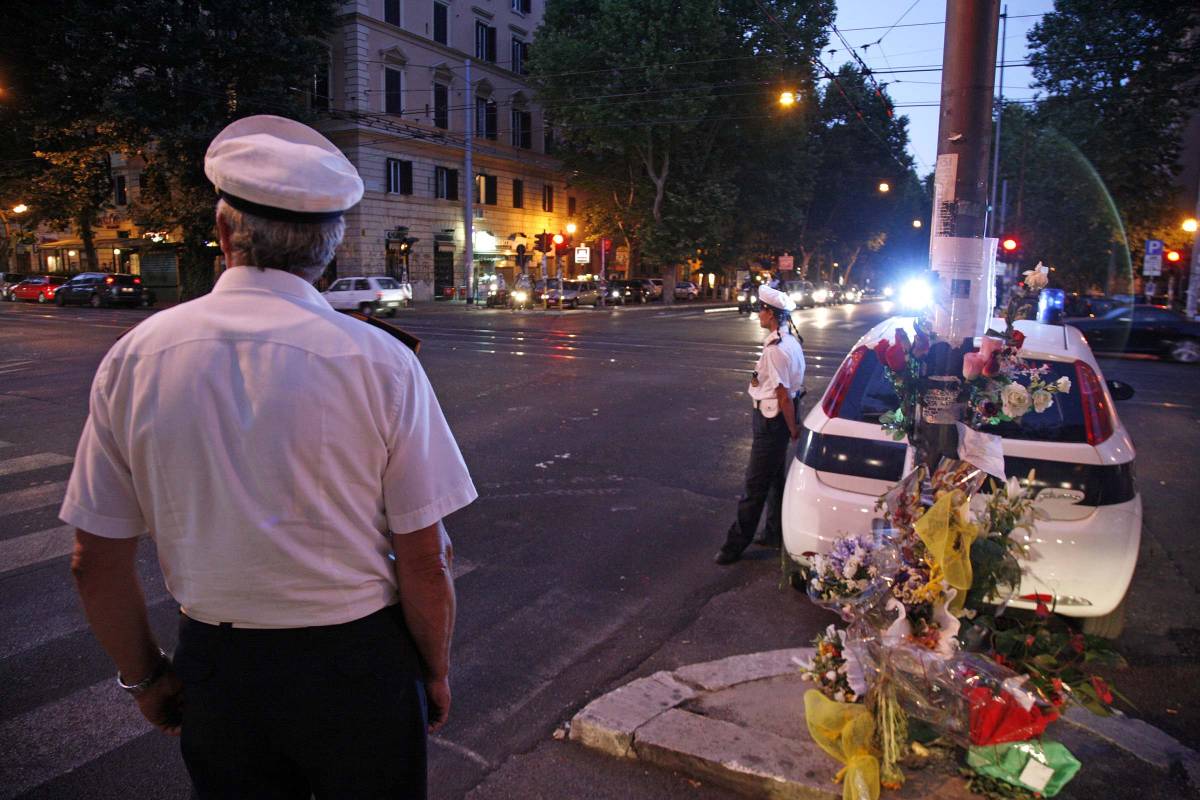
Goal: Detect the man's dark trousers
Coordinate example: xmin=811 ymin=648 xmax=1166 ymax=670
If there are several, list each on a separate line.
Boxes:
xmin=175 ymin=604 xmax=428 ymax=800
xmin=723 ymin=407 xmax=793 ymax=553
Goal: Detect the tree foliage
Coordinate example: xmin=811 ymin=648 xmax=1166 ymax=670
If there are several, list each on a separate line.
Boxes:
xmin=0 ymin=0 xmax=336 ymax=296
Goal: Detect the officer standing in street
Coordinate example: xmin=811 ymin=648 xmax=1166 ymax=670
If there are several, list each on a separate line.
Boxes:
xmin=715 ymin=285 xmax=806 ymax=565
xmin=63 ymin=115 xmax=477 ymax=799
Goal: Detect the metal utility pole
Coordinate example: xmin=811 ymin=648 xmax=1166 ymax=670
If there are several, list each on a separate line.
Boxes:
xmin=1188 ymin=194 xmax=1200 ymax=319
xmin=986 ymin=5 xmax=1007 ymax=238
xmin=919 ymin=0 xmax=1001 ymax=467
xmin=464 ymin=58 xmax=475 ymax=304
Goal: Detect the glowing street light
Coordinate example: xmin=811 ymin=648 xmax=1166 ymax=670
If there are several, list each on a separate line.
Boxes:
xmin=911 ymin=219 xmax=922 ymax=228
xmin=12 ymin=204 xmax=27 ymax=214
xmin=778 ymin=91 xmax=796 ymax=107
xmin=1166 ymin=249 xmax=1182 ymax=263
xmin=878 ymin=182 xmax=890 ymax=193
xmin=565 ymin=221 xmax=577 ymax=235
xmin=1184 ymin=218 xmax=1199 ymax=234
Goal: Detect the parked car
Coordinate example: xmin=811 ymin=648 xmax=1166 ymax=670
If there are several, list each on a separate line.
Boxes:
xmin=782 ymin=316 xmax=1140 ymax=637
xmin=55 ymin=272 xmax=148 ymax=308
xmin=602 ymin=280 xmax=628 ymax=306
xmin=842 ymin=285 xmax=864 ymax=304
xmin=571 ymin=280 xmax=603 ymax=307
xmin=782 ymin=280 xmax=816 ymax=309
xmin=1069 ymin=305 xmax=1200 ymax=363
xmin=736 ymin=283 xmax=758 ymax=314
xmin=810 ymin=281 xmax=837 ymax=305
xmin=674 ymin=280 xmax=699 ymax=301
xmin=1 ymin=272 xmax=28 ymax=301
xmin=620 ymin=278 xmax=655 ymax=304
xmin=646 ymin=278 xmax=664 ymax=301
xmin=9 ymin=275 xmax=67 ymax=303
xmin=322 ymin=276 xmax=410 ymax=316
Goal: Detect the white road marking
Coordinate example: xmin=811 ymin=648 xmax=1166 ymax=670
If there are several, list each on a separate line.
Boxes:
xmin=0 ymin=452 xmax=73 ymax=478
xmin=0 ymin=678 xmax=151 ymax=800
xmin=0 ymin=524 xmax=75 ymax=575
xmin=0 ymin=481 xmax=69 ymax=515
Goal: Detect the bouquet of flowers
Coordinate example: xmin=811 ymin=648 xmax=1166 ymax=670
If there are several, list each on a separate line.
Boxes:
xmin=798 ymin=624 xmax=866 ymax=704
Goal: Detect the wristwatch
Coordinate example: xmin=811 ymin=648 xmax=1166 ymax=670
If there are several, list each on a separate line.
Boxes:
xmin=116 ymin=648 xmax=171 ymax=696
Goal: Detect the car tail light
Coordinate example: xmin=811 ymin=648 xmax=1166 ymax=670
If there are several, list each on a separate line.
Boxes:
xmin=1075 ymin=360 xmax=1114 ymax=445
xmin=133 ymin=277 xmax=141 ymax=284
xmin=822 ymin=345 xmax=868 ymax=418
xmin=105 ymin=276 xmax=115 ymax=284
xmin=376 ymin=290 xmax=383 ymax=300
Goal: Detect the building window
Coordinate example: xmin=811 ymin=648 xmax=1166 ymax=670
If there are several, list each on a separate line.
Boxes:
xmin=544 ymin=119 xmax=555 ymax=154
xmin=476 ymin=97 xmax=497 ymax=140
xmin=511 ymin=37 xmax=529 ymax=75
xmin=568 ymin=196 xmax=576 ymax=216
xmin=511 ymin=0 xmax=531 ymax=13
xmin=435 ymin=166 xmax=459 ymax=200
xmin=475 ymin=21 xmax=496 ymax=62
xmin=385 ymin=68 xmax=403 ymax=115
xmin=433 ymin=2 xmax=448 ymax=45
xmin=113 ymin=175 xmax=127 ymax=206
xmin=475 ymin=174 xmax=497 ymax=205
xmin=541 ymin=184 xmax=554 ymax=213
xmin=511 ymin=109 xmax=532 ymax=149
xmin=384 ymin=0 xmax=401 ymax=26
xmin=513 ymin=179 xmax=524 ymax=208
xmin=386 ymin=159 xmax=413 ymax=195
xmin=434 ymin=83 xmax=449 ymax=129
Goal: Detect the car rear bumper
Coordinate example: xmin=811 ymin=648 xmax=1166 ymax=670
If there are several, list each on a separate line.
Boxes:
xmin=781 ymin=454 xmax=1141 ymax=618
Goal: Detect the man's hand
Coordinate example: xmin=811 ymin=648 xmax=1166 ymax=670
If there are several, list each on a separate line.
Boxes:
xmin=425 ymin=676 xmax=451 ymax=733
xmin=134 ymin=668 xmax=185 ymax=736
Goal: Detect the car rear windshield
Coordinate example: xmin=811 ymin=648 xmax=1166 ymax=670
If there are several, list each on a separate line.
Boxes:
xmin=375 ymin=278 xmax=400 ymax=289
xmin=839 ymin=349 xmax=1089 ymax=443
xmin=112 ymin=274 xmax=139 ymax=285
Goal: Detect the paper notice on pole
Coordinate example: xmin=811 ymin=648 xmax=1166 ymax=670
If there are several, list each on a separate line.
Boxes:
xmin=956 ymin=422 xmax=1005 ymax=480
xmin=931 ymin=153 xmax=959 ymax=240
xmin=1143 ymin=253 xmax=1162 ymax=277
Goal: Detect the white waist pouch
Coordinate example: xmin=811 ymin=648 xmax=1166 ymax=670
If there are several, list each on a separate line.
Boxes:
xmin=757 ymin=397 xmax=780 ymax=418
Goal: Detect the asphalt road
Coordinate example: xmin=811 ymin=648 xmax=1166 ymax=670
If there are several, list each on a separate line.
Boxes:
xmin=0 ymin=297 xmax=1196 ymax=800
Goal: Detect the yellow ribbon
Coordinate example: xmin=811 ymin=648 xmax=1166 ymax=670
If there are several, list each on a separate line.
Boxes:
xmin=915 ymin=491 xmax=979 ymax=615
xmin=805 ymin=689 xmax=881 ymax=800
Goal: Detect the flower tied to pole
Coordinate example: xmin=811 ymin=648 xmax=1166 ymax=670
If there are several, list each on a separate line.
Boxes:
xmin=914 ymin=491 xmax=979 ymax=616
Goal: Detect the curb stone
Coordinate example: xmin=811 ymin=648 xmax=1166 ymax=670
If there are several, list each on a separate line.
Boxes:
xmin=569 ymin=671 xmax=697 ymax=758
xmin=1061 ymin=705 xmax=1200 ymax=789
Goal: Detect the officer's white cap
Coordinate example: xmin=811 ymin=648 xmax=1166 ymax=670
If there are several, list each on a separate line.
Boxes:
xmin=204 ymin=115 xmax=364 ymax=223
xmin=758 ymin=285 xmax=796 ymax=312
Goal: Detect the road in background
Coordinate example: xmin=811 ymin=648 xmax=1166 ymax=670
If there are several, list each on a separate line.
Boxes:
xmin=0 ymin=299 xmax=1196 ymax=799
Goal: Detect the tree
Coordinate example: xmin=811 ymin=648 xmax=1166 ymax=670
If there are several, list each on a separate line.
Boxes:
xmin=0 ymin=0 xmax=337 ymax=297
xmin=529 ymin=0 xmax=834 ymax=296
xmin=1014 ymin=0 xmax=1200 ymax=290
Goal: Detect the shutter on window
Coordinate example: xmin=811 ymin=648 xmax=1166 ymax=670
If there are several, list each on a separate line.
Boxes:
xmin=385 ymin=69 xmax=402 ymax=114
xmin=487 ymin=27 xmax=497 ymax=62
xmin=447 ymin=169 xmax=459 ymax=200
xmin=485 ymin=175 xmax=497 ymax=205
xmin=401 ymin=161 xmax=413 ymax=195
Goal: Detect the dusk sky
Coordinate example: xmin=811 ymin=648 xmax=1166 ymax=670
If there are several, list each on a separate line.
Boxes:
xmin=831 ymin=0 xmax=1057 ymax=175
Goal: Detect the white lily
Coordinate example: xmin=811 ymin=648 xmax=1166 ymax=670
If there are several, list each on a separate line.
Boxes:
xmin=1023 ymin=262 xmax=1050 ymax=291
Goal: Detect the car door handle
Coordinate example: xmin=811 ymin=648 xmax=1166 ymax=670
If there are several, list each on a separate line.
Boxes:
xmin=1037 ymin=488 xmax=1085 ymax=504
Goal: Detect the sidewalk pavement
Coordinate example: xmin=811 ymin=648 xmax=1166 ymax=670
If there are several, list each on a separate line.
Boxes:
xmin=568 ymin=648 xmax=1200 ymax=800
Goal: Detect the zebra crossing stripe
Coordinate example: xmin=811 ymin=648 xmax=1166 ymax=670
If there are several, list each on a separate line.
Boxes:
xmin=0 ymin=453 xmax=73 ymax=478
xmin=0 ymin=678 xmax=151 ymax=800
xmin=0 ymin=525 xmax=75 ymax=575
xmin=0 ymin=481 xmax=69 ymax=516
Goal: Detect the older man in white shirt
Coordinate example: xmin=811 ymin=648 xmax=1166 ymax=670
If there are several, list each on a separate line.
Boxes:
xmin=63 ymin=115 xmax=475 ymax=799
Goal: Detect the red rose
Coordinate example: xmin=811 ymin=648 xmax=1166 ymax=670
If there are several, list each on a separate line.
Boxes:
xmin=1091 ymin=676 xmax=1114 ymax=705
xmin=1070 ymin=633 xmax=1086 ymax=654
xmin=886 ymin=343 xmax=908 ymax=372
xmin=894 ymin=329 xmax=911 ymax=351
xmin=874 ymin=339 xmax=891 ymax=363
xmin=912 ymin=331 xmax=931 ymax=359
xmin=1035 ymin=601 xmax=1051 ymax=618
xmin=1010 ymin=330 xmax=1026 ymax=349
xmin=982 ymin=354 xmax=1001 ymax=378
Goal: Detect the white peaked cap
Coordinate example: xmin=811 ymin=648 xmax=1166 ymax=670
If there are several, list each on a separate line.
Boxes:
xmin=204 ymin=115 xmax=364 ymax=222
xmin=757 ymin=285 xmax=796 ymax=312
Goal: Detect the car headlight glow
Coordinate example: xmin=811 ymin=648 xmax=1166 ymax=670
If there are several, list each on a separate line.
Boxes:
xmin=898 ymin=278 xmax=933 ymax=310
xmin=882 ymin=286 xmax=894 ymax=297
xmin=789 ymin=292 xmax=804 ymax=303
xmin=513 ymin=290 xmax=528 ymax=302
xmin=611 ymin=290 xmax=620 ymax=297
xmin=812 ymin=289 xmax=829 ymax=303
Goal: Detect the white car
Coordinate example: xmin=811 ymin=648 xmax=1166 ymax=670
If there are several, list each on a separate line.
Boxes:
xmin=674 ymin=280 xmax=699 ymax=300
xmin=647 ymin=278 xmax=664 ymax=300
xmin=323 ymin=276 xmax=411 ymax=316
xmin=782 ymin=316 xmax=1140 ymax=637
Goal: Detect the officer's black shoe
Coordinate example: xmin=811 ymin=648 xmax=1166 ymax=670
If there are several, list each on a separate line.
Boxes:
xmin=714 ymin=546 xmax=743 ymax=565
xmin=752 ymin=533 xmax=782 ymax=548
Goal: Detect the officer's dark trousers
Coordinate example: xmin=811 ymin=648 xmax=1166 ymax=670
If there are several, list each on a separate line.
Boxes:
xmin=723 ymin=408 xmax=793 ymax=552
xmin=175 ymin=604 xmax=428 ymax=800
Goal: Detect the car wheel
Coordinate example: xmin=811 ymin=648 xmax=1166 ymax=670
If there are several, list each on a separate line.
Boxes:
xmin=89 ymin=293 xmax=102 ymax=308
xmin=1081 ymin=596 xmax=1126 ymax=639
xmin=1169 ymin=339 xmax=1200 ymax=364
xmin=56 ymin=293 xmax=66 ymax=306
xmin=358 ymin=302 xmax=376 ymax=317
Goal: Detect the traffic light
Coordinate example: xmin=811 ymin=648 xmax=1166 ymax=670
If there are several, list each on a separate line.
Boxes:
xmin=398 ymin=236 xmax=418 ymax=254
xmin=552 ymin=232 xmax=566 ymax=252
xmin=998 ymin=235 xmax=1022 ymax=263
xmin=1166 ymin=249 xmax=1182 ymax=264
xmin=534 ymin=233 xmax=550 ymax=252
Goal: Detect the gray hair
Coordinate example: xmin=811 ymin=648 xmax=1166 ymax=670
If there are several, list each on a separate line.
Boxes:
xmin=215 ymin=199 xmax=345 ymax=283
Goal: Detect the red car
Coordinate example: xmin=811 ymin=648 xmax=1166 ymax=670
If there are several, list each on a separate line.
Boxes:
xmin=9 ymin=275 xmax=67 ymax=303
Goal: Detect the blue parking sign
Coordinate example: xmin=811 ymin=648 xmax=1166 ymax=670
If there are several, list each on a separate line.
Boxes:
xmin=1145 ymin=239 xmax=1164 ymax=255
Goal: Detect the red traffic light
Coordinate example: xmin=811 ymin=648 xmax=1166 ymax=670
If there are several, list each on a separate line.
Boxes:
xmin=552 ymin=233 xmax=564 ymax=246
xmin=1166 ymin=249 xmax=1181 ymax=263
xmin=1002 ymin=238 xmax=1018 ymax=252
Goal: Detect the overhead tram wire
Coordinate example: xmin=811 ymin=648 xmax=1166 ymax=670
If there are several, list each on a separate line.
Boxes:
xmin=829 ymin=23 xmax=894 ymax=118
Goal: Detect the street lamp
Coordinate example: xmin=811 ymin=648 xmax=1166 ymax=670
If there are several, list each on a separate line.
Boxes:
xmin=0 ymin=202 xmax=28 ymax=271
xmin=565 ymin=222 xmax=577 ymax=235
xmin=778 ymin=91 xmax=796 ymax=107
xmin=1184 ymin=218 xmax=1199 ymax=234
xmin=12 ymin=204 xmax=27 ymax=215
xmin=878 ymin=182 xmax=890 ymax=193
xmin=912 ymin=219 xmax=922 ymax=228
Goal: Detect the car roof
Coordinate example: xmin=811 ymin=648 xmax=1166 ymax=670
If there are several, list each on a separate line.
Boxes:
xmin=860 ymin=316 xmax=1089 ymax=362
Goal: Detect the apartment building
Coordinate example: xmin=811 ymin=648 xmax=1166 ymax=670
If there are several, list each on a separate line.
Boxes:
xmin=319 ymin=0 xmax=579 ymax=300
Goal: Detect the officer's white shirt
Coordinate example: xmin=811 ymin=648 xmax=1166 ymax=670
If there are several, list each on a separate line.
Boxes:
xmin=60 ymin=267 xmax=477 ymax=629
xmin=747 ymin=328 xmax=806 ymax=402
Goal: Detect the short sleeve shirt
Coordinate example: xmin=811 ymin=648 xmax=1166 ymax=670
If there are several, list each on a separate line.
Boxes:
xmin=747 ymin=329 xmax=806 ymax=401
xmin=60 ymin=267 xmax=477 ymax=628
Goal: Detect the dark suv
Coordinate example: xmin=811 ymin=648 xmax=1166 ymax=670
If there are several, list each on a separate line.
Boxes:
xmin=56 ymin=272 xmax=149 ymax=308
